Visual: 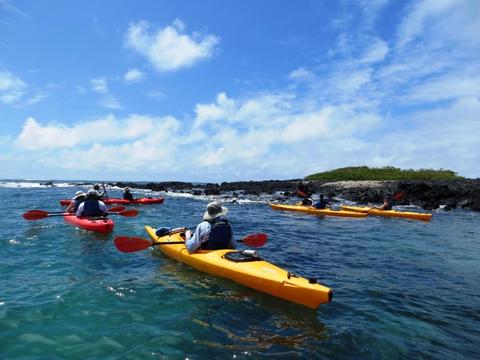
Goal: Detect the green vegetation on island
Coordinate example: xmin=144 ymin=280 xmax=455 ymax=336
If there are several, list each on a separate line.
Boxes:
xmin=305 ymin=166 xmax=463 ymax=181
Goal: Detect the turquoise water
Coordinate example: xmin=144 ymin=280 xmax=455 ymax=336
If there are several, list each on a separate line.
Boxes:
xmin=1 ymin=184 xmax=479 ymax=359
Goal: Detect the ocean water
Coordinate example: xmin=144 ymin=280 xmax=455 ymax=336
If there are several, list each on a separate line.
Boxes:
xmin=0 ymin=182 xmax=479 ymax=359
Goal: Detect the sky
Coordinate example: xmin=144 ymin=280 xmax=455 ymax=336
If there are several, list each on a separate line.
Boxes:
xmin=0 ymin=0 xmax=479 ymax=182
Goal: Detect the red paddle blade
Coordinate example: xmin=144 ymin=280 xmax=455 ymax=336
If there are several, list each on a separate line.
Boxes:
xmin=393 ymin=191 xmax=406 ymax=201
xmin=114 ymin=236 xmax=153 ymax=253
xmin=23 ymin=211 xmax=49 ymax=220
xmin=241 ymin=233 xmax=268 ymax=247
xmin=108 ymin=205 xmax=126 ymax=213
xmin=117 ymin=209 xmax=139 ymax=217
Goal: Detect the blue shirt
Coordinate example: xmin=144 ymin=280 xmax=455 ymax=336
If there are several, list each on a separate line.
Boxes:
xmin=185 ymin=218 xmax=236 ymax=253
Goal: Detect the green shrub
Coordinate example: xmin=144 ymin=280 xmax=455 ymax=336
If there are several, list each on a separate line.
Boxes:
xmin=305 ymin=166 xmax=462 ymax=181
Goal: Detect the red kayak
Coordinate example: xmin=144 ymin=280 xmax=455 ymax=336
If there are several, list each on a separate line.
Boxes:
xmin=60 ymin=197 xmax=165 ymax=206
xmin=63 ymin=214 xmax=114 ymax=234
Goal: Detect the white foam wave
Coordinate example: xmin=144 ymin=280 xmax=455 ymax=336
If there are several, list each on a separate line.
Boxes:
xmin=0 ymin=181 xmax=71 ymax=188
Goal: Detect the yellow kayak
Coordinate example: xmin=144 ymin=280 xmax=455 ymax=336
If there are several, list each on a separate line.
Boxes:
xmin=340 ymin=205 xmax=433 ymax=221
xmin=270 ymin=203 xmax=367 ymax=218
xmin=145 ymin=226 xmax=332 ymax=309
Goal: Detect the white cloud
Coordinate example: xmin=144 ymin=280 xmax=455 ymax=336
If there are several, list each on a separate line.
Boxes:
xmin=146 ymin=90 xmax=165 ymax=100
xmin=124 ymin=68 xmax=144 ymax=83
xmin=26 ymin=92 xmax=49 ymax=105
xmin=91 ymin=77 xmax=108 ymax=94
xmin=360 ymin=38 xmax=389 ymax=63
xmin=125 ymin=19 xmax=219 ymax=72
xmin=289 ymin=67 xmax=316 ymax=82
xmin=0 ymin=0 xmax=28 ymax=17
xmin=396 ymin=0 xmax=476 ymax=49
xmin=14 ymin=114 xmax=175 ymax=150
xmin=0 ymin=69 xmax=26 ymax=104
xmin=90 ymin=77 xmax=122 ymax=109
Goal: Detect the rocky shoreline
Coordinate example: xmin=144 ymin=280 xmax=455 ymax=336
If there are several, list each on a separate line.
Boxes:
xmin=106 ymin=179 xmax=480 ymax=212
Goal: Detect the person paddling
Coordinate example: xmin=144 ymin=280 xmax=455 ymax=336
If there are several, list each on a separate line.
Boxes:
xmin=313 ymin=193 xmax=330 ymax=209
xmin=297 ymin=180 xmax=313 ymax=205
xmin=376 ymin=196 xmax=393 ymax=211
xmin=76 ymin=189 xmax=108 ymax=217
xmin=93 ymin=184 xmax=107 ymax=199
xmin=66 ymin=191 xmax=86 ymax=213
xmin=123 ymin=187 xmax=134 ymax=201
xmin=184 ymin=202 xmax=236 ymax=254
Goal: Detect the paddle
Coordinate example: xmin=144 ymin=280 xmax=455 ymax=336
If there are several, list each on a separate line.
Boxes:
xmin=103 ymin=183 xmax=109 ymax=199
xmin=24 ymin=205 xmax=126 ymax=216
xmin=114 ymin=232 xmax=268 ymax=253
xmin=23 ymin=208 xmax=138 ymax=221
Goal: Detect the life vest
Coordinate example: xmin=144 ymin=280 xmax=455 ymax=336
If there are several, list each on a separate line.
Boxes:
xmin=201 ymin=218 xmax=232 ymax=250
xmin=313 ymin=199 xmax=327 ymax=209
xmin=81 ymin=199 xmax=103 ymax=217
xmin=123 ymin=192 xmax=134 ymax=201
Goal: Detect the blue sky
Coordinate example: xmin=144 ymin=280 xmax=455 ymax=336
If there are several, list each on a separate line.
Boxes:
xmin=1 ymin=0 xmax=479 ymax=182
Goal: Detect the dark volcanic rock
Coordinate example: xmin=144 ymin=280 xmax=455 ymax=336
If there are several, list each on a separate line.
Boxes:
xmin=112 ymin=178 xmax=480 ymax=212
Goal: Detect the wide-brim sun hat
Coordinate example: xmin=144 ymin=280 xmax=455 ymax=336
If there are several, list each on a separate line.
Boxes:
xmin=86 ymin=189 xmax=99 ymax=197
xmin=74 ymin=191 xmax=86 ymax=199
xmin=203 ymin=201 xmax=228 ymax=220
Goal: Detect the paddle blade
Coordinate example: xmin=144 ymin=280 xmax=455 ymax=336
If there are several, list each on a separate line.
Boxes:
xmin=240 ymin=233 xmax=268 ymax=247
xmin=297 ymin=190 xmax=307 ymax=198
xmin=114 ymin=236 xmax=153 ymax=253
xmin=22 ymin=211 xmax=49 ymax=220
xmin=116 ymin=209 xmax=139 ymax=217
xmin=393 ymin=191 xmax=406 ymax=201
xmin=108 ymin=205 xmax=126 ymax=213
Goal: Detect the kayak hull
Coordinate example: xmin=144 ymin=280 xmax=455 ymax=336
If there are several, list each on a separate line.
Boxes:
xmin=340 ymin=205 xmax=432 ymax=221
xmin=60 ymin=197 xmax=165 ymax=206
xmin=145 ymin=226 xmax=332 ymax=309
xmin=64 ymin=215 xmax=114 ymax=233
xmin=270 ymin=204 xmax=367 ymax=218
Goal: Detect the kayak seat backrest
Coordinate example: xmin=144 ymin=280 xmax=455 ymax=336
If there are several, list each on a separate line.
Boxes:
xmin=201 ymin=219 xmax=232 ymax=250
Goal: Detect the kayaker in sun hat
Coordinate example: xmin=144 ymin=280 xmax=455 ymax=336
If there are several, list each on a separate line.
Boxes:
xmin=123 ymin=187 xmax=134 ymax=201
xmin=66 ymin=191 xmax=86 ymax=213
xmin=76 ymin=189 xmax=108 ymax=217
xmin=184 ymin=201 xmax=236 ymax=253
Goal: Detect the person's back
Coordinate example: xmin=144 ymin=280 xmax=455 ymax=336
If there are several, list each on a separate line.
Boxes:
xmin=185 ymin=202 xmax=236 ymax=253
xmin=76 ymin=189 xmax=108 ymax=217
xmin=123 ymin=188 xmax=134 ymax=201
xmin=313 ymin=195 xmax=327 ymax=209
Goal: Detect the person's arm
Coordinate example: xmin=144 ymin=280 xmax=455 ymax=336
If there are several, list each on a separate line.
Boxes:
xmin=185 ymin=222 xmax=210 ymax=254
xmin=228 ymin=227 xmax=237 ymax=249
xmin=66 ymin=201 xmax=74 ymax=213
xmin=98 ymin=201 xmax=108 ymax=215
xmin=76 ymin=203 xmax=84 ymax=217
